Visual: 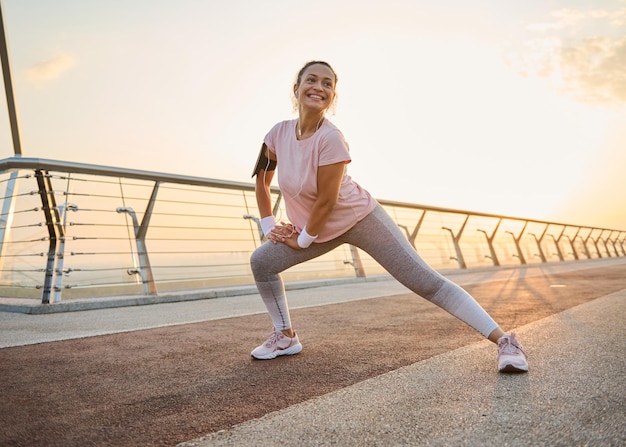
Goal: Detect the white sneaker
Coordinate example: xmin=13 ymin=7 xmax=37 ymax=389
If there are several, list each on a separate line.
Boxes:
xmin=497 ymin=333 xmax=529 ymax=373
xmin=251 ymin=328 xmax=302 ymax=360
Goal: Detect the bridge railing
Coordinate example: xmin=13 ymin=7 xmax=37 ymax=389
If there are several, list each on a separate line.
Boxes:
xmin=0 ymin=157 xmax=624 ymax=304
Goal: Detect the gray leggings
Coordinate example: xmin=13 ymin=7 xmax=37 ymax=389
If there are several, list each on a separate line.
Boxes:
xmin=250 ymin=204 xmax=499 ymax=338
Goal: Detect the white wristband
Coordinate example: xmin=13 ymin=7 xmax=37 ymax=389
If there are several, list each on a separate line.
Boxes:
xmin=260 ymin=216 xmax=276 ymax=237
xmin=297 ymin=226 xmax=318 ymax=248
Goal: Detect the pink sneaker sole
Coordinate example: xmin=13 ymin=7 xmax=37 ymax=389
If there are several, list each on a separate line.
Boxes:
xmin=499 ymin=362 xmax=529 ymax=373
xmin=251 ymin=342 xmax=303 ymax=360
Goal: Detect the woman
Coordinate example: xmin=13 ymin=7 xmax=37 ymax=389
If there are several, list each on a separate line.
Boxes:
xmin=250 ymin=60 xmax=528 ymax=373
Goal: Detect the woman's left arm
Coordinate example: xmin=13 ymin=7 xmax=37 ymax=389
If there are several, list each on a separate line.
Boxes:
xmin=278 ymin=161 xmax=345 ymax=249
xmin=306 ymin=161 xmax=345 ymax=235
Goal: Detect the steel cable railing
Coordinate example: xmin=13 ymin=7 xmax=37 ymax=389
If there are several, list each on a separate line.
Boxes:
xmin=0 ymin=156 xmax=624 ymax=304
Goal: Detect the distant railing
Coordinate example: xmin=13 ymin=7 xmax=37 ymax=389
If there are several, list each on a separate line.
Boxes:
xmin=1 ymin=156 xmax=624 ymax=304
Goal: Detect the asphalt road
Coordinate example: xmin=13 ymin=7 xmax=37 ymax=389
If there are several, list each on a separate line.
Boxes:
xmin=1 ymin=258 xmax=625 ymax=446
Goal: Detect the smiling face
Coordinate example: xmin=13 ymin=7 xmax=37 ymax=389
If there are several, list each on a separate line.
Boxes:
xmin=294 ymin=63 xmax=337 ymax=114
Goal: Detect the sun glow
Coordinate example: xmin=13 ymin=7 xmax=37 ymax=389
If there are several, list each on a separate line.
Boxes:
xmin=1 ymin=0 xmax=625 ymax=230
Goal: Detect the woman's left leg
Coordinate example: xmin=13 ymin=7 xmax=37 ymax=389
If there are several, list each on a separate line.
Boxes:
xmin=341 ymin=205 xmax=500 ymax=338
xmin=341 ymin=205 xmax=528 ymax=372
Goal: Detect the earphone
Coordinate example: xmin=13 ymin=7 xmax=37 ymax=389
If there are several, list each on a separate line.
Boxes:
xmin=262 ymin=142 xmax=305 ymax=227
xmin=264 ymin=148 xmax=304 ymax=203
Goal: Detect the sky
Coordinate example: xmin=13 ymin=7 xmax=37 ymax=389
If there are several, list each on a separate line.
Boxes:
xmin=1 ymin=0 xmax=625 ymax=231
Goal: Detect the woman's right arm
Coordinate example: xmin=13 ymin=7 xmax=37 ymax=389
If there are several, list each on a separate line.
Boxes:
xmin=255 ymin=166 xmax=274 ymax=218
xmin=254 ymin=144 xmax=277 ymax=236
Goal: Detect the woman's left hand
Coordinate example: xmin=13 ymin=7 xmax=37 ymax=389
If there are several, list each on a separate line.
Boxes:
xmin=269 ymin=222 xmax=301 ymax=248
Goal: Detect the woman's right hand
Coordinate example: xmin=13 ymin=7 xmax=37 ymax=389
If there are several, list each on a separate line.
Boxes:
xmin=269 ymin=221 xmax=299 ymax=246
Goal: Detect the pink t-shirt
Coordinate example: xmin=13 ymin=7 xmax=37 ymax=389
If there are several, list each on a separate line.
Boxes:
xmin=264 ymin=119 xmax=376 ymax=242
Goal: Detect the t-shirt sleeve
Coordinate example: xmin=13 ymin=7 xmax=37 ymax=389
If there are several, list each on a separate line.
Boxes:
xmin=319 ymin=130 xmax=352 ymax=166
xmin=263 ymin=123 xmax=280 ymax=155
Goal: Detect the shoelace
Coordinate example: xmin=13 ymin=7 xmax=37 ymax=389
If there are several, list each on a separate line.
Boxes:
xmin=499 ymin=338 xmax=527 ymax=357
xmin=264 ymin=330 xmax=283 ymax=347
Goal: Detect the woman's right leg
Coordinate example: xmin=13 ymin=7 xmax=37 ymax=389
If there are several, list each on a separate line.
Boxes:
xmin=249 ymin=239 xmax=342 ymax=359
xmin=250 ymin=238 xmax=342 ymax=332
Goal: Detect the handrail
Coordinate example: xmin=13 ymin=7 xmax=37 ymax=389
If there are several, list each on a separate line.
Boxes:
xmin=0 ymin=157 xmax=279 ymax=193
xmin=2 ymin=157 xmax=624 ymax=234
xmin=376 ymin=198 xmax=624 ymax=233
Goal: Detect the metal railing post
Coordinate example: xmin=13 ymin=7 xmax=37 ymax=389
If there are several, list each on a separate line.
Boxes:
xmin=580 ymin=228 xmax=593 ymax=259
xmin=565 ymin=228 xmax=581 ymax=260
xmin=116 ymin=181 xmax=160 ymax=295
xmin=442 ymin=215 xmax=469 ymax=269
xmin=117 ymin=207 xmax=157 ymax=295
xmin=528 ymin=225 xmax=548 ymax=263
xmin=398 ymin=209 xmax=426 ymax=249
xmin=52 ymin=203 xmax=78 ymax=302
xmin=243 ymin=214 xmax=264 ymax=241
xmin=585 ymin=229 xmax=601 ymax=258
xmin=577 ymin=230 xmax=592 ymax=259
xmin=592 ymin=230 xmax=607 ymax=258
xmin=550 ymin=227 xmax=566 ymax=261
xmin=618 ymin=233 xmax=626 ymax=256
xmin=344 ymin=245 xmax=366 ymax=277
xmin=610 ymin=233 xmax=618 ymax=256
xmin=35 ymin=170 xmax=63 ymax=303
xmin=603 ymin=231 xmax=617 ymax=257
xmin=244 ymin=191 xmax=284 ymax=242
xmin=477 ymin=218 xmax=502 ymax=266
xmin=506 ymin=221 xmax=528 ymax=265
